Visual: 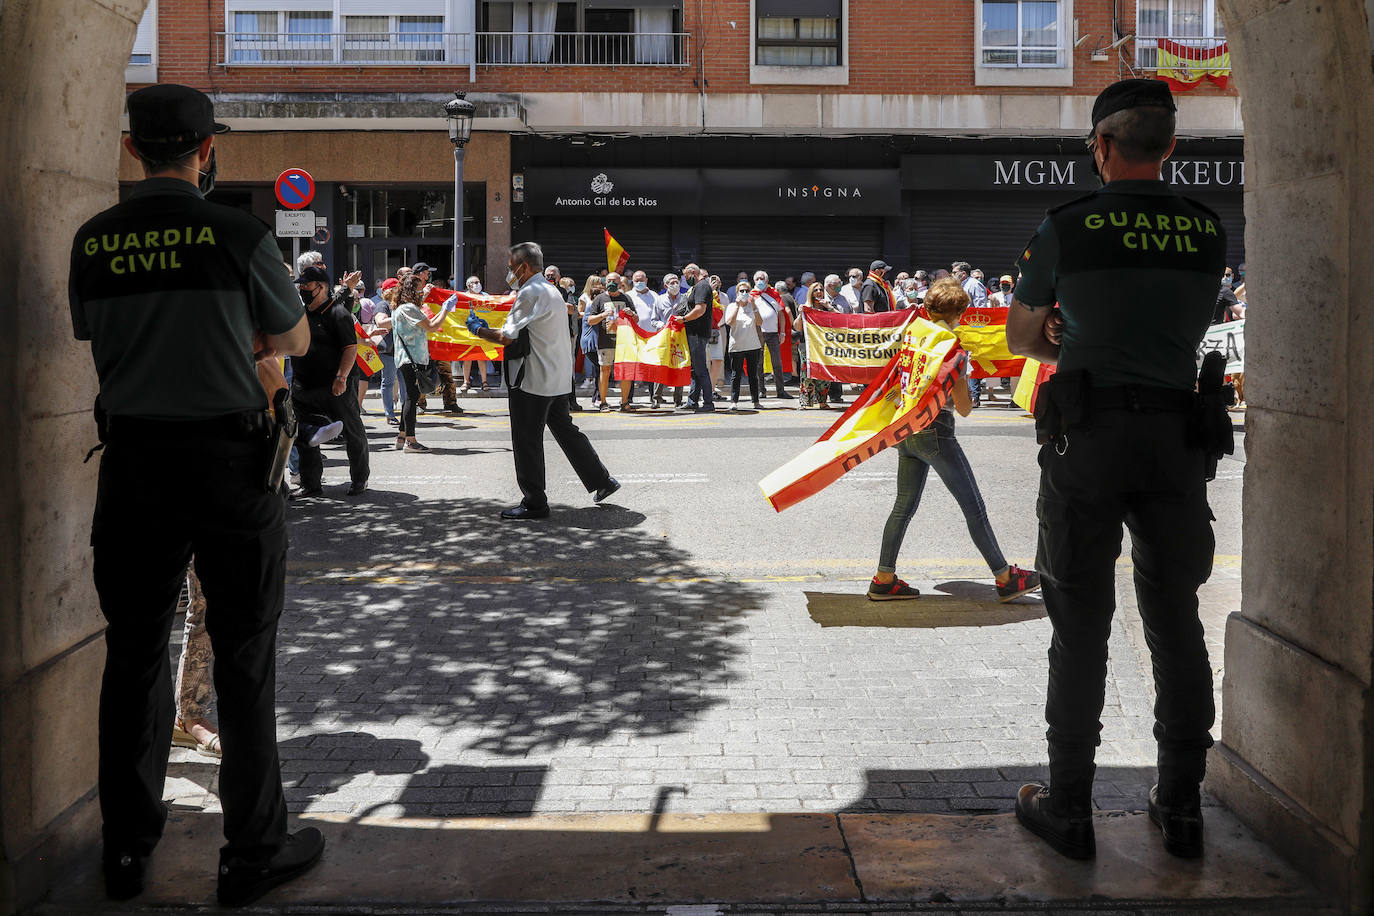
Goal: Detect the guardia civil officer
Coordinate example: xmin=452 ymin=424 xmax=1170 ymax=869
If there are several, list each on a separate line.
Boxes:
xmin=69 ymin=84 xmax=326 ymax=906
xmin=467 ymin=242 xmax=620 ymax=519
xmin=1006 ymin=79 xmax=1227 ymax=861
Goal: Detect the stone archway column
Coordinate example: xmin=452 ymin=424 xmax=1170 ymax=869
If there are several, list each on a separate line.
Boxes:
xmin=1210 ymin=1 xmax=1374 ymax=911
xmin=0 ymin=0 xmax=147 ymax=911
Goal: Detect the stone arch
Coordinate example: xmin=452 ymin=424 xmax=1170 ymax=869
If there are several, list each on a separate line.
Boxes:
xmin=0 ymin=0 xmax=1370 ymax=912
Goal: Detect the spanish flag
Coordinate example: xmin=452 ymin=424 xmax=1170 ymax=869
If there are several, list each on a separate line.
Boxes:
xmin=1155 ymin=38 xmax=1230 ymax=91
xmin=422 ymin=287 xmax=516 ymax=362
xmin=605 ymin=228 xmax=630 ymax=275
xmin=954 ymin=305 xmax=1026 ymax=379
xmin=761 ymin=315 xmax=965 ymax=512
xmin=613 ymin=313 xmax=692 ymax=386
xmin=1012 ymin=358 xmax=1057 ymax=414
xmin=353 ymin=318 xmax=383 ymax=377
xmin=802 ymin=307 xmax=912 ymax=383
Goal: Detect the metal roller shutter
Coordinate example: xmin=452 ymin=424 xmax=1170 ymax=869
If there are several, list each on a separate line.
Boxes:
xmin=911 ymin=191 xmax=1066 ymax=279
xmin=1189 ymin=192 xmax=1246 ymax=271
xmin=531 ymin=216 xmax=672 ymax=282
xmin=913 ymin=190 xmax=1247 ymax=280
xmin=700 ymin=216 xmax=883 ymax=284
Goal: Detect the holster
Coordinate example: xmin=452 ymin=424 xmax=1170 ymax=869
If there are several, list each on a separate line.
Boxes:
xmin=1188 ymin=350 xmax=1236 ymax=481
xmin=265 ymin=388 xmax=298 ymax=492
xmin=1034 ymin=369 xmax=1091 ymax=445
xmin=83 ymin=395 xmax=110 ymax=463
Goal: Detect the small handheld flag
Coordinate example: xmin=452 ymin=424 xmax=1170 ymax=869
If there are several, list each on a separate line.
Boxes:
xmin=604 ymin=228 xmax=630 ymax=275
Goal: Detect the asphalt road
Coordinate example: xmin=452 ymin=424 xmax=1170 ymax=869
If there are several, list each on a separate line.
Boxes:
xmin=170 ymin=385 xmax=1245 ymax=822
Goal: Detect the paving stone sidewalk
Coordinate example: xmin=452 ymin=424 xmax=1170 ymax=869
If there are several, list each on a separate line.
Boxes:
xmin=169 ymin=556 xmax=1239 ymax=821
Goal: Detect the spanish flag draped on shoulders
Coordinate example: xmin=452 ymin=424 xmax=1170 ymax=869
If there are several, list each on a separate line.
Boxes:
xmin=749 ymin=285 xmax=794 ymax=374
xmin=864 ymin=265 xmax=896 ymax=313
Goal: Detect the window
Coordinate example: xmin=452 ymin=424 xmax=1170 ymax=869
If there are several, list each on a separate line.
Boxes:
xmin=128 ymin=0 xmax=157 ymax=78
xmin=755 ymin=0 xmax=841 ymax=66
xmin=228 ymin=10 xmax=331 ymax=62
xmin=981 ymin=0 xmax=1063 ymax=67
xmin=477 ymin=1 xmax=686 ymax=66
xmin=1136 ymin=0 xmax=1225 ymax=70
xmin=344 ymin=14 xmax=445 ymax=62
xmin=1138 ymin=0 xmax=1224 ymax=38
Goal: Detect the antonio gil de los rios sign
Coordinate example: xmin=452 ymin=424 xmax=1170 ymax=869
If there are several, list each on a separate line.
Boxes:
xmin=522 ymin=168 xmax=902 ymax=215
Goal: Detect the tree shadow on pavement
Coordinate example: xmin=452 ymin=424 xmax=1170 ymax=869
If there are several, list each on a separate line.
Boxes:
xmin=279 ymin=497 xmax=763 ymax=757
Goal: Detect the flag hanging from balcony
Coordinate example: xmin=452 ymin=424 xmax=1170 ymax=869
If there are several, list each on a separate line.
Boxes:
xmin=605 ymin=228 xmax=630 ymax=275
xmin=1155 ymin=38 xmax=1230 ymax=91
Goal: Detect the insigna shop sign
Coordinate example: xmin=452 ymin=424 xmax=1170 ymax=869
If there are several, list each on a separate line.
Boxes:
xmin=522 ymin=168 xmax=901 ymax=215
xmin=901 ymin=155 xmax=1245 ymax=192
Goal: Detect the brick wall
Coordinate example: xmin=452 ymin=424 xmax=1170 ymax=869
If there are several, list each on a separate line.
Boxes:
xmin=143 ymin=0 xmax=1237 ymax=101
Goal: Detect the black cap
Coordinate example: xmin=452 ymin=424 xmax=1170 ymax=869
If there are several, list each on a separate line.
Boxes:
xmin=411 ymin=262 xmax=433 ymax=273
xmin=1091 ymin=78 xmax=1176 ymax=130
xmin=870 ymin=260 xmax=889 ymax=272
xmin=293 ymin=265 xmax=330 ymax=286
xmin=126 ymin=84 xmax=228 ymax=157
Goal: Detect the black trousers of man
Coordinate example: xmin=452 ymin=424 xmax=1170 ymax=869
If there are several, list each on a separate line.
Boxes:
xmin=93 ymin=429 xmax=289 ymax=865
xmin=1036 ymin=406 xmax=1216 ymax=804
xmin=291 ymin=382 xmax=369 ymax=489
xmin=761 ymin=331 xmax=787 ymax=396
xmin=509 ymin=386 xmax=613 ymax=510
xmin=685 ymin=333 xmax=714 ymax=408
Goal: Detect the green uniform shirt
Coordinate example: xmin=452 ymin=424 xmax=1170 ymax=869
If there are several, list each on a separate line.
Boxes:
xmin=1015 ymin=179 xmax=1227 ymax=391
xmin=69 ymin=178 xmax=303 ymax=419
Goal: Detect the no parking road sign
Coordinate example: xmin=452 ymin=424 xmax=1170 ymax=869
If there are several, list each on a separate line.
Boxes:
xmin=275 ymin=168 xmax=316 ymax=210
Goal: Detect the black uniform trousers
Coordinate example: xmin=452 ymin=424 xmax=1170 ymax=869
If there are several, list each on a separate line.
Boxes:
xmin=93 ymin=434 xmax=288 ymax=863
xmin=291 ymin=382 xmax=370 ymax=489
xmin=508 ymin=386 xmax=612 ymax=511
xmin=1035 ymin=406 xmax=1215 ymax=800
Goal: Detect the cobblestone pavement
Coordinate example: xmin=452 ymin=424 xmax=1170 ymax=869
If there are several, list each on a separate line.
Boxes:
xmin=167 ymin=396 xmax=1245 ymax=826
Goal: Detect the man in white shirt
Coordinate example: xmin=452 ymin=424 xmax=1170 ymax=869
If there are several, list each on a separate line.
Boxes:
xmin=752 ymin=270 xmax=793 ymax=399
xmin=838 ymin=267 xmax=863 ymax=313
xmin=468 ymin=242 xmax=619 ymax=520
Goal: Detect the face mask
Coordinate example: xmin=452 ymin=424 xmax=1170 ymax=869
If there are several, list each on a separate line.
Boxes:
xmin=1001 ymin=283 xmax=1012 ymax=292
xmin=667 ymin=283 xmax=680 ymax=295
xmin=1221 ymin=277 xmax=1232 ymax=288
xmin=467 ymin=282 xmax=482 ymax=293
xmin=634 ymin=280 xmax=648 ymax=292
xmin=850 ymin=277 xmax=861 ymax=287
xmin=905 ymin=289 xmax=918 ymax=300
xmin=606 ymin=280 xmax=619 ymax=293
xmin=198 ymin=149 xmax=218 ymax=196
xmin=754 ymin=279 xmax=767 ymax=291
xmin=299 ymin=288 xmax=313 ymax=305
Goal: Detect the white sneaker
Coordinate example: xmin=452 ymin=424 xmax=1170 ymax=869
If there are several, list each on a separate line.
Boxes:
xmin=288 ymin=472 xmax=301 ymax=488
xmin=307 ymin=420 xmax=344 ymax=447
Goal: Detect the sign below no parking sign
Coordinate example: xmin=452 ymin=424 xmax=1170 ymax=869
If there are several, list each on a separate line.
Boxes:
xmin=275 ymin=168 xmax=316 ymax=210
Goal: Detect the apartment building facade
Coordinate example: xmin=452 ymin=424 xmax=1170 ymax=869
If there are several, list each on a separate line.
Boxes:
xmin=123 ymin=0 xmax=1243 ymax=288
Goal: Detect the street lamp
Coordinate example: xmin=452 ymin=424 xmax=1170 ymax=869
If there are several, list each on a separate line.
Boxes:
xmin=444 ymin=91 xmax=476 ymax=288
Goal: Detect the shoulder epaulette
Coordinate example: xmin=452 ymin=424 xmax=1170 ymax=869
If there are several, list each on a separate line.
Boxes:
xmin=1044 ymin=191 xmax=1101 ymax=216
xmin=1179 ymin=195 xmax=1222 ymax=221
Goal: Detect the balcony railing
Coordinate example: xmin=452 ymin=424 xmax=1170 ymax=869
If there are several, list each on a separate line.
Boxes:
xmin=1135 ymin=34 xmax=1230 ymax=77
xmin=216 ymin=31 xmax=472 ymax=66
xmin=476 ymin=31 xmax=689 ymax=67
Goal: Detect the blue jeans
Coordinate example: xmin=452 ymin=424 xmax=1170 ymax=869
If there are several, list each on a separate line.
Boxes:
xmin=377 ymin=352 xmax=398 ymax=419
xmin=877 ymin=411 xmax=1008 ymax=575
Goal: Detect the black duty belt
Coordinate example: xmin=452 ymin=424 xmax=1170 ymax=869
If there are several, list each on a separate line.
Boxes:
xmin=106 ymin=411 xmax=271 ymax=442
xmin=1091 ymin=385 xmax=1195 ymax=413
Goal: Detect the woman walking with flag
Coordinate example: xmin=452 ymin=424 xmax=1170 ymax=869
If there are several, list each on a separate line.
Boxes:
xmin=867 ymin=279 xmax=1041 ymax=603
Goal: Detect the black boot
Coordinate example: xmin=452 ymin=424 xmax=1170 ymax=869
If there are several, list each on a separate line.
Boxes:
xmin=1148 ymin=784 xmax=1204 ymax=858
xmin=218 ymin=828 xmax=326 ymax=907
xmin=1015 ymin=783 xmax=1095 ymax=859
